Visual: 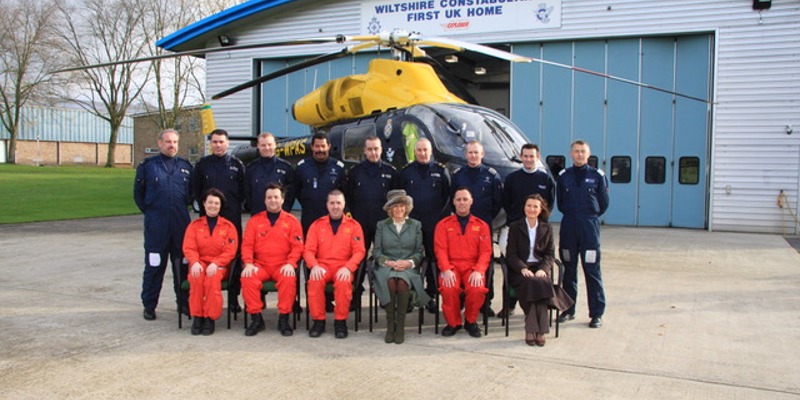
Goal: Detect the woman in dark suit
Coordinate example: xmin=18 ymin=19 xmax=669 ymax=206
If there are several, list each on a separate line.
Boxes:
xmin=506 ymin=194 xmax=557 ymax=346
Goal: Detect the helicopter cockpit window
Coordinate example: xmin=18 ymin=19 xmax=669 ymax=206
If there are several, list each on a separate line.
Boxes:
xmin=342 ymin=124 xmax=375 ymax=162
xmin=546 ymin=155 xmax=565 ymax=177
xmin=413 ymin=103 xmax=525 ymax=166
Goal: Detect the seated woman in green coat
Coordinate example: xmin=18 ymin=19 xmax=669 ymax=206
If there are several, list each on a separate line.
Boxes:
xmin=372 ymin=189 xmax=431 ymax=344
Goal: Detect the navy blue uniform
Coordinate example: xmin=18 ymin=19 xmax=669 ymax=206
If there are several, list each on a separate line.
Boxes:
xmin=191 ymin=154 xmax=246 ymax=232
xmin=245 ymin=155 xmax=295 ymax=214
xmin=134 ymin=154 xmax=193 ymax=312
xmin=294 ymin=157 xmax=345 ymax=233
xmin=344 ymin=159 xmax=400 ymax=250
xmin=556 ymin=164 xmax=610 ymax=319
xmin=400 ymin=161 xmax=450 ymax=296
xmin=503 ymin=168 xmax=555 ymax=226
xmin=451 ymin=164 xmax=503 ymax=227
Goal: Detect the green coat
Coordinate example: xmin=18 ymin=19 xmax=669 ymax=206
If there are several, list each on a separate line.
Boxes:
xmin=372 ymin=217 xmax=431 ymax=306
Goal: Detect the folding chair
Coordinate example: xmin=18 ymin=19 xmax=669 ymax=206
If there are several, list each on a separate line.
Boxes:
xmin=177 ymin=262 xmax=239 ymax=330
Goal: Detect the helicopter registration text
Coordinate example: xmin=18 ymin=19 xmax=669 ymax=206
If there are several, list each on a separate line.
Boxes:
xmin=275 ymin=138 xmax=307 ymax=158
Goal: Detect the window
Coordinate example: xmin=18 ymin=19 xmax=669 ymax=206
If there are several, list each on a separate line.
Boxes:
xmin=610 ymin=156 xmax=631 ymax=183
xmin=342 ymin=125 xmax=375 ymax=162
xmin=645 ymin=156 xmax=666 ymax=184
xmin=679 ymin=157 xmax=700 ymax=184
xmin=546 ymin=155 xmax=565 ymax=177
xmin=588 ymin=156 xmax=598 ymax=169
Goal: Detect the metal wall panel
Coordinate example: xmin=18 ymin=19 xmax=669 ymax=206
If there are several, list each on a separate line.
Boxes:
xmin=0 ymin=106 xmax=133 ymax=144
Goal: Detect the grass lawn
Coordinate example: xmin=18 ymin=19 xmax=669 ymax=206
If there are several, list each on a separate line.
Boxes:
xmin=0 ymin=164 xmax=139 ymax=224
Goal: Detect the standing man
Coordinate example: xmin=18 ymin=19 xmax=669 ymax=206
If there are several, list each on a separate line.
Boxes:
xmin=294 ymin=133 xmax=345 ymax=234
xmin=191 ymin=128 xmax=246 ymax=312
xmin=400 ymin=138 xmax=450 ymax=312
xmin=498 ymin=143 xmax=555 ymax=318
xmin=556 ymin=140 xmax=609 ymax=328
xmin=450 ymin=140 xmax=502 ymax=316
xmin=134 ymin=129 xmax=193 ymax=321
xmin=434 ymin=187 xmax=493 ymax=338
xmin=303 ymin=190 xmax=366 ymax=339
xmin=245 ymin=132 xmax=295 ymax=214
xmin=344 ymin=135 xmax=399 ymax=308
xmin=241 ymin=184 xmax=304 ymax=337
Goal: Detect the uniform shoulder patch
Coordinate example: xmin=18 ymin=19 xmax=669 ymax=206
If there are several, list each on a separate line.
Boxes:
xmin=558 ymin=169 xmax=567 ymax=176
xmin=435 ymin=162 xmax=447 ymax=169
xmin=383 ymin=162 xmax=397 ymax=171
xmin=401 ymin=162 xmax=413 ymax=170
xmin=335 ymin=160 xmax=345 ymax=168
xmin=453 ymin=167 xmax=463 ymax=174
xmin=297 ymin=159 xmax=307 ymax=166
xmin=487 ymin=167 xmax=499 ymax=176
xmin=597 ymin=169 xmax=606 ymax=177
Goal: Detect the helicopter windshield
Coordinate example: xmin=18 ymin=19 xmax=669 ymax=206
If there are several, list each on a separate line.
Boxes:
xmin=410 ymin=103 xmax=526 ymax=166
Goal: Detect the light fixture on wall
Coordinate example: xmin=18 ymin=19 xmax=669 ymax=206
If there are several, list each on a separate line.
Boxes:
xmin=474 ymin=67 xmax=487 ymax=75
xmin=444 ymin=54 xmax=458 ymax=63
xmin=218 ymin=34 xmax=235 ymax=47
xmin=752 ymin=0 xmax=771 ymax=10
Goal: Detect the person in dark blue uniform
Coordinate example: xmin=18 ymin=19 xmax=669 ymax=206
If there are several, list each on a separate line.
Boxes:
xmin=400 ymin=138 xmax=450 ymax=313
xmin=295 ymin=133 xmax=346 ymax=234
xmin=191 ymin=129 xmax=246 ymax=313
xmin=134 ymin=129 xmax=193 ymax=321
xmin=556 ymin=140 xmax=609 ymax=328
xmin=498 ymin=143 xmax=555 ymax=318
xmin=245 ymin=132 xmax=295 ymax=214
xmin=450 ymin=140 xmax=503 ymax=316
xmin=344 ymin=135 xmax=400 ymax=306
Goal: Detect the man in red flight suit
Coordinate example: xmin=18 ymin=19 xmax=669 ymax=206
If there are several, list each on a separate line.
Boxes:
xmin=434 ymin=187 xmax=493 ymax=338
xmin=241 ymin=184 xmax=304 ymax=337
xmin=304 ymin=189 xmax=366 ymax=339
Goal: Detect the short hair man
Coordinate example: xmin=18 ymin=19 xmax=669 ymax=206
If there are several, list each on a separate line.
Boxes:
xmin=556 ymin=140 xmax=610 ymax=328
xmin=400 ymin=138 xmax=450 ymax=312
xmin=498 ymin=143 xmax=555 ymax=318
xmin=245 ymin=132 xmax=296 ymax=214
xmin=134 ymin=129 xmax=193 ymax=320
xmin=241 ymin=184 xmax=304 ymax=337
xmin=303 ymin=190 xmax=366 ymax=339
xmin=294 ymin=133 xmax=345 ymax=234
xmin=344 ymin=135 xmax=400 ymax=306
xmin=434 ymin=187 xmax=493 ymax=338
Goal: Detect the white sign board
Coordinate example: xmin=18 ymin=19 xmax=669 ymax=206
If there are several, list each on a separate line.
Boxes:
xmin=360 ymin=0 xmax=561 ymax=36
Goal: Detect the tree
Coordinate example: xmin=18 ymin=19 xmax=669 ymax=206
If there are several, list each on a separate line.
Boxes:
xmin=57 ymin=0 xmax=151 ymax=167
xmin=0 ymin=0 xmax=61 ymax=164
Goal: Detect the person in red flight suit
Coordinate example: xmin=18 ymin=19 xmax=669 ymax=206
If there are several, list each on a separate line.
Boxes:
xmin=241 ymin=183 xmax=304 ymax=337
xmin=434 ymin=187 xmax=493 ymax=338
xmin=182 ymin=188 xmax=239 ymax=336
xmin=303 ymin=189 xmax=366 ymax=339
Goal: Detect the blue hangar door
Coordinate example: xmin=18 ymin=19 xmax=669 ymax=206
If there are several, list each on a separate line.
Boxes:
xmin=511 ymin=34 xmax=712 ymax=228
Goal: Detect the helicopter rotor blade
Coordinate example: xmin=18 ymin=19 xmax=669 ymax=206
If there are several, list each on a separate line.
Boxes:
xmin=419 ymin=37 xmax=533 ymax=63
xmin=51 ymin=36 xmax=353 ymax=74
xmin=211 ymin=40 xmax=384 ymax=100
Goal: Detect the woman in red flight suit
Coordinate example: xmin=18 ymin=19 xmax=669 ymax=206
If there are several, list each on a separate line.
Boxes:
xmin=182 ymin=188 xmax=239 ymax=335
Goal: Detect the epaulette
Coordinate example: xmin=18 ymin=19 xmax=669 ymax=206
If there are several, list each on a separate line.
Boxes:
xmin=401 ymin=162 xmax=413 ymax=170
xmin=383 ymin=161 xmax=397 ymax=171
xmin=335 ymin=160 xmax=345 ymax=168
xmin=453 ymin=166 xmax=463 ymax=174
xmin=296 ymin=159 xmax=307 ymax=166
xmin=487 ymin=167 xmax=499 ymax=176
xmin=597 ymin=169 xmax=606 ymax=177
xmin=558 ymin=169 xmax=567 ymax=176
xmin=436 ymin=162 xmax=446 ymax=169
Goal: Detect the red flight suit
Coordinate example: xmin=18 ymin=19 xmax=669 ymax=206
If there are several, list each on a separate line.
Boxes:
xmin=303 ymin=215 xmax=366 ymax=321
xmin=182 ymin=216 xmax=238 ymax=320
xmin=434 ymin=213 xmax=492 ymax=327
xmin=240 ymin=210 xmax=304 ymax=314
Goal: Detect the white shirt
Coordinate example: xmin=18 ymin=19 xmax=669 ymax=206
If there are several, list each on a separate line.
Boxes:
xmin=526 ymin=218 xmax=539 ymax=263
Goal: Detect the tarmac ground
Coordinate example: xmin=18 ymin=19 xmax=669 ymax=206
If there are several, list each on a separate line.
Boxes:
xmin=0 ymin=215 xmax=798 ymax=399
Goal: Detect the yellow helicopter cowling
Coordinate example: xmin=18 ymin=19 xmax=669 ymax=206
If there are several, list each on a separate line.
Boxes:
xmin=293 ymin=58 xmax=466 ymax=127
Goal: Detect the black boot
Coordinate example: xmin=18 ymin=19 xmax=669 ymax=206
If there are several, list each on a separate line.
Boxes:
xmin=384 ymin=293 xmax=396 ymax=344
xmin=334 ymin=319 xmax=348 ymax=339
xmin=191 ymin=317 xmax=205 ymax=335
xmin=202 ymin=318 xmax=215 ymax=336
xmin=309 ymin=320 xmax=326 ymax=338
xmin=245 ymin=313 xmax=265 ymax=336
xmin=395 ymin=292 xmax=410 ymax=344
xmin=277 ymin=313 xmax=293 ymax=337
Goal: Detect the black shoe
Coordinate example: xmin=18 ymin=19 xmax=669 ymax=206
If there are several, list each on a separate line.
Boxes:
xmin=497 ymin=308 xmax=515 ymax=319
xmin=202 ymin=318 xmax=215 ymax=336
xmin=441 ymin=324 xmax=462 ymax=337
xmin=277 ymin=314 xmax=293 ymax=337
xmin=334 ymin=320 xmax=348 ymax=339
xmin=557 ymin=312 xmax=575 ymax=323
xmin=293 ymin=301 xmax=303 ymax=314
xmin=589 ymin=317 xmax=603 ymax=328
xmin=143 ymin=308 xmax=156 ymax=321
xmin=191 ymin=317 xmax=205 ymax=335
xmin=406 ymin=301 xmax=414 ymax=314
xmin=484 ymin=307 xmax=496 ymax=318
xmin=245 ymin=313 xmax=265 ymax=337
xmin=309 ymin=320 xmax=326 ymax=338
xmin=425 ymin=300 xmax=437 ymax=314
xmin=465 ymin=322 xmax=482 ymax=338
xmin=325 ymin=301 xmax=335 ymax=313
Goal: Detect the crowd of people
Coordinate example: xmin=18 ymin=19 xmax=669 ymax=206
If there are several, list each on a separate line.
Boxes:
xmin=133 ymin=128 xmax=610 ymax=346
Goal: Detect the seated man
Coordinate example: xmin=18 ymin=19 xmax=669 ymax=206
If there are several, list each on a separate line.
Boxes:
xmin=434 ymin=187 xmax=493 ymax=338
xmin=241 ymin=184 xmax=304 ymax=337
xmin=304 ymin=189 xmax=366 ymax=339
